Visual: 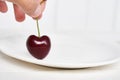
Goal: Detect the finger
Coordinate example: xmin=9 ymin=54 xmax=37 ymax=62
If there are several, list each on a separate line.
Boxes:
xmin=13 ymin=4 xmax=25 ymax=22
xmin=14 ymin=0 xmax=42 ymax=18
xmin=33 ymin=0 xmax=46 ymax=19
xmin=40 ymin=0 xmax=46 ymax=12
xmin=33 ymin=13 xmax=42 ymax=20
xmin=0 ymin=1 xmax=8 ymax=13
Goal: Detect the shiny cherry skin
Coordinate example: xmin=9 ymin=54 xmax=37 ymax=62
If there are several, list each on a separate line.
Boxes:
xmin=26 ymin=35 xmax=51 ymax=59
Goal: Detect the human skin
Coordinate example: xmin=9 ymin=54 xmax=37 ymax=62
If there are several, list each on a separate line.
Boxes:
xmin=0 ymin=0 xmax=46 ymax=22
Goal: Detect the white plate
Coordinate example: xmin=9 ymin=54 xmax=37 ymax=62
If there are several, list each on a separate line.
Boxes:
xmin=0 ymin=34 xmax=120 ymax=69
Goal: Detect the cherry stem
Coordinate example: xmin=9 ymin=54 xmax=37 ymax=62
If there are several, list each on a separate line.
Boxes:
xmin=35 ymin=0 xmax=47 ymax=37
xmin=36 ymin=19 xmax=40 ymax=37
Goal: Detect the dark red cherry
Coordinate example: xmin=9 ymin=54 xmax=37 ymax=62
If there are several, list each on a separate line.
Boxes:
xmin=26 ymin=35 xmax=51 ymax=59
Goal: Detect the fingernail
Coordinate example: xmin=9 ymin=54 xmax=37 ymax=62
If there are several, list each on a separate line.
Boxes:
xmin=31 ymin=5 xmax=42 ymax=18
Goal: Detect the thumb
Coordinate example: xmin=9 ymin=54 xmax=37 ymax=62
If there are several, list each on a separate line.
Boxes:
xmin=13 ymin=0 xmax=42 ymax=18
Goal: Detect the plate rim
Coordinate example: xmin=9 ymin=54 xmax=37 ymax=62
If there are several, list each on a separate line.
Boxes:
xmin=0 ymin=34 xmax=120 ymax=69
xmin=0 ymin=42 xmax=120 ymax=69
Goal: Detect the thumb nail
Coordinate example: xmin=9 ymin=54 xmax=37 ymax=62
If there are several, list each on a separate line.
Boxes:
xmin=31 ymin=5 xmax=42 ymax=18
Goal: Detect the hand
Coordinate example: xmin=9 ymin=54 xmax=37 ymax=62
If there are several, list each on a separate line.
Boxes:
xmin=0 ymin=0 xmax=46 ymax=22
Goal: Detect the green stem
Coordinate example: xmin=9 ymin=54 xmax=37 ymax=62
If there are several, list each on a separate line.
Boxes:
xmin=36 ymin=19 xmax=40 ymax=37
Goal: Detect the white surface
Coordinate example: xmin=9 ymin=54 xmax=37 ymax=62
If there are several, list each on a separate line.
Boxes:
xmin=0 ymin=51 xmax=120 ymax=80
xmin=0 ymin=0 xmax=120 ymax=79
xmin=0 ymin=34 xmax=120 ymax=68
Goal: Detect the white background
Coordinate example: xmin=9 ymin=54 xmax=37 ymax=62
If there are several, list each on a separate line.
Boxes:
xmin=0 ymin=0 xmax=120 ymax=79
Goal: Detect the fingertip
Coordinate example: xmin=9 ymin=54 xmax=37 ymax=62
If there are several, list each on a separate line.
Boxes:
xmin=0 ymin=1 xmax=8 ymax=13
xmin=31 ymin=0 xmax=46 ymax=20
xmin=16 ymin=16 xmax=25 ymax=22
xmin=33 ymin=14 xmax=42 ymax=20
xmin=30 ymin=5 xmax=42 ymax=18
xmin=13 ymin=4 xmax=25 ymax=22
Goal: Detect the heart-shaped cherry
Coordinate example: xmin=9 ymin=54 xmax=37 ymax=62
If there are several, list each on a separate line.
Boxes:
xmin=26 ymin=35 xmax=51 ymax=59
xmin=26 ymin=19 xmax=51 ymax=59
